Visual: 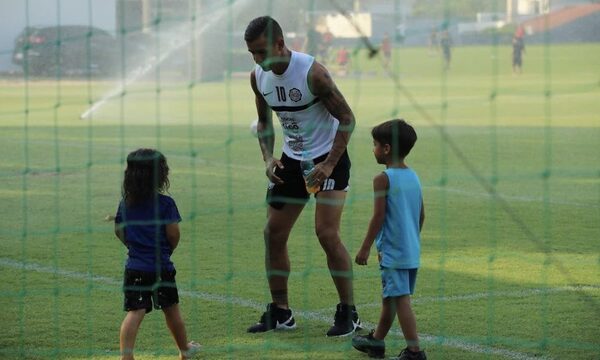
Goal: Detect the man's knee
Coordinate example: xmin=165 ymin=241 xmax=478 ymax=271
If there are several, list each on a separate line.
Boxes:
xmin=316 ymin=226 xmax=341 ymax=250
xmin=316 ymin=224 xmax=338 ymax=239
xmin=264 ymin=223 xmax=290 ymax=244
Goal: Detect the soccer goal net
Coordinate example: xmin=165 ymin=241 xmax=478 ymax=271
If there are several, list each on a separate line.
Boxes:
xmin=1 ymin=0 xmax=598 ymax=359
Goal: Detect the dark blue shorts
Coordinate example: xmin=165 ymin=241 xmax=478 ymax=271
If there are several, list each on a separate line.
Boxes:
xmin=123 ymin=269 xmax=179 ymax=313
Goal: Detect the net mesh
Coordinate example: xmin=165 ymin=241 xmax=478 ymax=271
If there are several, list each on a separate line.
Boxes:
xmin=1 ymin=0 xmax=599 ymax=359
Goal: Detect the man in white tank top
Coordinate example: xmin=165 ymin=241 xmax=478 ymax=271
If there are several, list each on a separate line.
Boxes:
xmin=245 ymin=16 xmax=361 ymax=337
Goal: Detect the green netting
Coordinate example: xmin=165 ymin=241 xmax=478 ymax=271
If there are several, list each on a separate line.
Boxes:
xmin=1 ymin=0 xmax=599 ymax=359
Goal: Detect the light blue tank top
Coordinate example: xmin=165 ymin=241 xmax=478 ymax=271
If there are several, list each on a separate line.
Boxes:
xmin=375 ymin=168 xmax=422 ymax=269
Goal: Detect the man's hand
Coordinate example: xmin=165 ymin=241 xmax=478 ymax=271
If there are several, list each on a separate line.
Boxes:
xmin=305 ymin=161 xmax=334 ymax=187
xmin=265 ymin=157 xmax=284 ymax=184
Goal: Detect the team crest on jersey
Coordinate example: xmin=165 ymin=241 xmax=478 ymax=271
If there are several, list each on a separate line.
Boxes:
xmin=289 ymin=88 xmax=302 ymax=102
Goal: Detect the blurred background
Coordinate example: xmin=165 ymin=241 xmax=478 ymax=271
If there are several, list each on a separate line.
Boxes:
xmin=1 ymin=0 xmax=598 ymax=81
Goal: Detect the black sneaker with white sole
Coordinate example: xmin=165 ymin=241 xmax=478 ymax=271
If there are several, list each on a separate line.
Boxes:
xmin=247 ymin=303 xmax=297 ymax=333
xmin=326 ymin=303 xmax=362 ymax=337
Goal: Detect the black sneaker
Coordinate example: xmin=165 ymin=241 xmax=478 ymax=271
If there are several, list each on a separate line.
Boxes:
xmin=247 ymin=303 xmax=296 ymax=333
xmin=392 ymin=347 xmax=427 ymax=360
xmin=326 ymin=303 xmax=362 ymax=337
xmin=351 ymin=330 xmax=385 ymax=358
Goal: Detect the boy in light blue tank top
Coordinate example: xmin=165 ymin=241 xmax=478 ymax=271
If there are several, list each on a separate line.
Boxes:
xmin=352 ymin=120 xmax=426 ymax=360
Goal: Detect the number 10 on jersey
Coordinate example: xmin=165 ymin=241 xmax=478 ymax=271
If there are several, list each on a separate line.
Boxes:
xmin=276 ymin=86 xmax=286 ymax=102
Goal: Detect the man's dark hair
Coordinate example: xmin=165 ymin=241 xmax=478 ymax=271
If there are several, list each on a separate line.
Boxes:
xmin=371 ymin=119 xmax=417 ymax=158
xmin=244 ymin=16 xmax=283 ymax=43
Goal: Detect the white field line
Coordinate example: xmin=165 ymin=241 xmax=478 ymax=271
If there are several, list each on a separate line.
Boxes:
xmin=1 ymin=138 xmax=595 ymax=209
xmin=350 ymin=285 xmax=600 ymax=312
xmin=425 ymin=185 xmax=599 ymax=209
xmin=0 ymin=135 xmax=596 ymax=207
xmin=0 ymin=257 xmax=557 ymax=360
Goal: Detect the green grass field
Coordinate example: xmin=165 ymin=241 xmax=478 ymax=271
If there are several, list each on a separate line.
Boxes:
xmin=0 ymin=44 xmax=599 ymax=359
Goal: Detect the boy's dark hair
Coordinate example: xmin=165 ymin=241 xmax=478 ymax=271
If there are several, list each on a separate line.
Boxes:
xmin=371 ymin=119 xmax=417 ymax=158
xmin=244 ymin=16 xmax=283 ymax=43
xmin=122 ymin=148 xmax=170 ymax=206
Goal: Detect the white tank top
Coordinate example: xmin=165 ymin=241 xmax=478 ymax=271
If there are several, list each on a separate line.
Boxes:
xmin=255 ymin=51 xmax=339 ymax=160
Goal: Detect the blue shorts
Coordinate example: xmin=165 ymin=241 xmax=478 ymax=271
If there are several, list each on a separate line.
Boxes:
xmin=380 ymin=268 xmax=418 ymax=298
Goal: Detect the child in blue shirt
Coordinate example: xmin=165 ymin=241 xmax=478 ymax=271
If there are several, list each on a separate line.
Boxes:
xmin=352 ymin=120 xmax=426 ymax=360
xmin=114 ymin=148 xmax=200 ymax=360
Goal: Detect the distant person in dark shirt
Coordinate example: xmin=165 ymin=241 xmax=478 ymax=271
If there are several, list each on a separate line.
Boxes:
xmin=512 ymin=35 xmax=525 ymax=74
xmin=439 ymin=30 xmax=452 ymax=70
xmin=381 ymin=32 xmax=392 ymax=66
xmin=428 ymin=28 xmax=438 ymax=56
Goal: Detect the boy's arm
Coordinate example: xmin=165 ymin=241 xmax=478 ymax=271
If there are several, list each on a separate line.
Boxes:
xmin=419 ymin=198 xmax=425 ymax=232
xmin=355 ymin=173 xmax=388 ymax=265
xmin=166 ymin=223 xmax=180 ymax=251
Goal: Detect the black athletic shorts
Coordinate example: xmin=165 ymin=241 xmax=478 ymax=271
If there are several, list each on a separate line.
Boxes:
xmin=123 ymin=269 xmax=179 ymax=313
xmin=266 ymin=150 xmax=351 ymax=210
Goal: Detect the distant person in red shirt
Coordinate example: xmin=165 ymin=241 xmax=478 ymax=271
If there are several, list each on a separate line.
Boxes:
xmin=319 ymin=29 xmax=334 ymax=65
xmin=336 ymin=46 xmax=350 ymax=76
xmin=515 ymin=25 xmax=525 ymax=39
xmin=381 ymin=32 xmax=392 ymax=66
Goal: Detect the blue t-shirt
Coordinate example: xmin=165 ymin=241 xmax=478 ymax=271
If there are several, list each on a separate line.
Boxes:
xmin=115 ymin=194 xmax=182 ymax=272
xmin=375 ymin=168 xmax=422 ymax=269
